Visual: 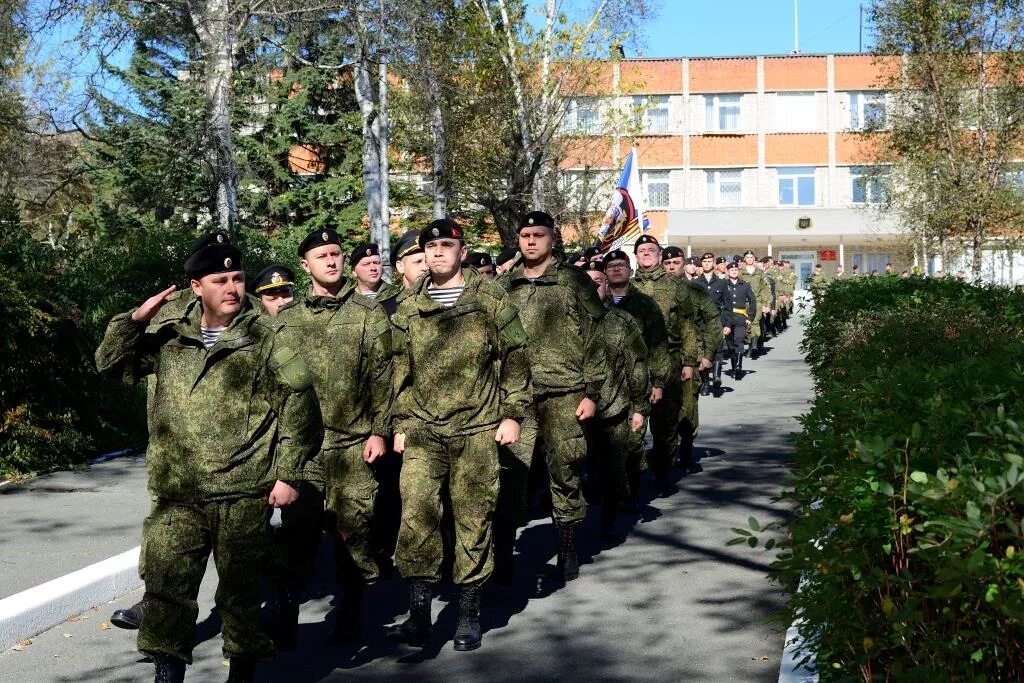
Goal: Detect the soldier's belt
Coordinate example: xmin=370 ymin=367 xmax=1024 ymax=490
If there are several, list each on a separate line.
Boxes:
xmin=732 ymin=308 xmax=749 ymax=315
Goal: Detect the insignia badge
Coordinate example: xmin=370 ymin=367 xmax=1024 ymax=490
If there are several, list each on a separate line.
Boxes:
xmin=431 ymin=227 xmax=440 ymax=237
xmin=271 ymin=271 xmax=283 ymax=284
xmin=322 ymin=231 xmax=329 ymax=241
xmin=224 ymin=257 xmax=233 ymax=268
xmin=528 ymin=218 xmax=534 ymax=225
xmin=366 ymin=248 xmax=371 ymax=256
xmin=216 ymin=234 xmax=224 ymax=243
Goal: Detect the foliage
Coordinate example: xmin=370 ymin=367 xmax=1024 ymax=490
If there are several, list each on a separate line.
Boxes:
xmin=742 ymin=277 xmax=1024 ymax=681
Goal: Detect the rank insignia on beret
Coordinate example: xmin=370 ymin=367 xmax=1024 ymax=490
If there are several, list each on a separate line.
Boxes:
xmin=528 ymin=218 xmax=535 ymax=225
xmin=366 ymin=248 xmax=371 ymax=256
xmin=432 ymin=227 xmax=440 ymax=237
xmin=322 ymin=232 xmax=329 ymax=241
xmin=224 ymin=257 xmax=233 ymax=268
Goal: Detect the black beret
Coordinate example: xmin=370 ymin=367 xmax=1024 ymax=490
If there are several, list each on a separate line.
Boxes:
xmin=662 ymin=246 xmax=684 ymax=260
xmin=297 ymin=227 xmax=342 ymax=257
xmin=582 ymin=246 xmax=601 ymax=261
xmin=604 ymin=249 xmax=630 ymax=264
xmin=633 ymin=234 xmax=661 ymax=252
xmin=685 ymin=256 xmax=700 ymax=266
xmin=760 ymin=256 xmax=772 ymax=264
xmin=467 ymin=252 xmax=494 ymax=269
xmin=251 ymin=264 xmax=295 ymax=294
xmin=419 ymin=218 xmax=464 ymax=249
xmin=391 ymin=230 xmax=422 ymax=266
xmin=584 ymin=258 xmax=605 ymax=273
xmin=496 ymin=246 xmax=519 ymax=266
xmin=518 ymin=211 xmax=555 ymax=231
xmin=715 ymin=256 xmax=727 ymax=264
xmin=743 ymin=250 xmax=756 ymax=258
xmin=701 ymin=252 xmax=715 ymax=260
xmin=184 ymin=231 xmax=242 ymax=278
xmin=348 ymin=242 xmax=380 ymax=268
xmin=727 ymin=261 xmax=741 ymax=269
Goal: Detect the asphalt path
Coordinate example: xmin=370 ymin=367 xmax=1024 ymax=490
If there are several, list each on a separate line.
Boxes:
xmin=0 ymin=311 xmax=813 ymax=682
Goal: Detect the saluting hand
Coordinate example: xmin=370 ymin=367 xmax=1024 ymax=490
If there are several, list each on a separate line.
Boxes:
xmin=495 ymin=419 xmax=520 ymax=445
xmin=131 ymin=285 xmax=177 ymax=323
xmin=575 ymin=397 xmax=597 ymax=421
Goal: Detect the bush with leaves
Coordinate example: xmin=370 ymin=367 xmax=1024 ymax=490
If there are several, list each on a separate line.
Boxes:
xmin=745 ymin=277 xmax=1024 ymax=681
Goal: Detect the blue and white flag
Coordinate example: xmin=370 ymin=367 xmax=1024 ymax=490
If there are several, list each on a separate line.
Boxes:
xmin=594 ymin=146 xmax=649 ymax=252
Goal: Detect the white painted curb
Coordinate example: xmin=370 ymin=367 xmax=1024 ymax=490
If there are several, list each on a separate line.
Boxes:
xmin=779 ymin=619 xmax=818 ymax=682
xmin=0 ymin=547 xmax=141 ymax=651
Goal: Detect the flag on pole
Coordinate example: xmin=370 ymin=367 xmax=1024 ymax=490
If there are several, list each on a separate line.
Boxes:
xmin=593 ymin=146 xmax=649 ymax=252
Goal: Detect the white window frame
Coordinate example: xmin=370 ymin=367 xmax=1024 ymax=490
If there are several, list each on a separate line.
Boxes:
xmin=775 ymin=92 xmax=818 ymax=132
xmin=633 ymin=95 xmax=671 ymax=134
xmin=705 ymin=169 xmax=743 ymax=207
xmin=849 ymin=91 xmax=887 ymax=130
xmin=777 ymin=167 xmax=817 ymax=206
xmin=850 ymin=166 xmax=888 ymax=205
xmin=705 ymin=94 xmax=742 ymax=132
xmin=562 ymin=97 xmax=601 ymax=134
xmin=643 ymin=170 xmax=671 ymax=209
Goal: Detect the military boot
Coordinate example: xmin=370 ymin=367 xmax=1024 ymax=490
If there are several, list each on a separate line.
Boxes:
xmin=152 ymin=654 xmax=186 ymax=683
xmin=111 ymin=594 xmax=150 ymax=630
xmin=226 ymin=658 xmax=256 ymax=683
xmin=556 ymin=522 xmax=580 ymax=581
xmin=384 ymin=580 xmax=433 ymax=647
xmin=491 ymin=519 xmax=516 ymax=585
xmin=681 ymin=432 xmax=702 ymax=474
xmin=712 ymin=360 xmax=723 ymax=390
xmin=735 ymin=352 xmax=745 ymax=380
xmin=452 ymin=583 xmax=482 ymax=651
xmin=328 ymin=577 xmax=365 ymax=644
xmin=271 ymin=581 xmax=300 ymax=651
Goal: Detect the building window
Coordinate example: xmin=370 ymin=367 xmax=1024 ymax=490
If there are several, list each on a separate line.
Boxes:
xmin=851 ymin=166 xmax=888 ymax=204
xmin=778 ymin=167 xmax=816 ymax=206
xmin=561 ymin=97 xmax=600 ymax=134
xmin=775 ymin=92 xmax=818 ymax=131
xmin=644 ymin=170 xmax=671 ymax=209
xmin=705 ymin=94 xmax=741 ymax=131
xmin=633 ymin=95 xmax=671 ymax=133
xmin=706 ymin=169 xmax=742 ymax=207
xmin=850 ymin=91 xmax=887 ymax=130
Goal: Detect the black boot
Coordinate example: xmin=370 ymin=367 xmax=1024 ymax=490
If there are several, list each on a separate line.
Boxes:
xmin=712 ymin=360 xmax=723 ymax=389
xmin=727 ymin=353 xmax=737 ymax=376
xmin=491 ymin=519 xmax=516 ymax=585
xmin=328 ymin=578 xmax=364 ymax=644
xmin=385 ymin=580 xmax=433 ymax=647
xmin=681 ymin=432 xmax=701 ymax=474
xmin=556 ymin=522 xmax=580 ymax=581
xmin=153 ymin=654 xmax=186 ymax=683
xmin=226 ymin=658 xmax=256 ymax=683
xmin=453 ymin=583 xmax=482 ymax=651
xmin=112 ymin=595 xmax=150 ymax=630
xmin=736 ymin=352 xmax=745 ymax=379
xmin=271 ymin=582 xmax=300 ymax=651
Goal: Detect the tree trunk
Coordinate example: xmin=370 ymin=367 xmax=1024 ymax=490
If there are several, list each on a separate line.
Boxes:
xmin=354 ymin=8 xmax=382 ymax=253
xmin=419 ymin=48 xmax=448 ymax=219
xmin=377 ymin=57 xmax=391 ymax=274
xmin=971 ymin=226 xmax=983 ymax=277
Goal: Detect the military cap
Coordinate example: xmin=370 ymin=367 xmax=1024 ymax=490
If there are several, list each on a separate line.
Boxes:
xmin=743 ymin=250 xmax=756 ymax=258
xmin=604 ymin=248 xmax=630 ymax=264
xmin=496 ymin=246 xmax=519 ymax=266
xmin=727 ymin=261 xmax=741 ymax=270
xmin=251 ymin=264 xmax=295 ymax=294
xmin=715 ymin=256 xmax=727 ymax=264
xmin=662 ymin=246 xmax=684 ymax=260
xmin=348 ymin=242 xmax=380 ymax=268
xmin=582 ymin=246 xmax=601 ymax=261
xmin=419 ymin=217 xmax=464 ymax=249
xmin=297 ymin=227 xmax=342 ymax=257
xmin=467 ymin=252 xmax=494 ymax=269
xmin=584 ymin=258 xmax=605 ymax=273
xmin=701 ymin=252 xmax=715 ymax=260
xmin=518 ymin=210 xmax=555 ymax=232
xmin=633 ymin=234 xmax=661 ymax=252
xmin=391 ymin=229 xmax=422 ymax=266
xmin=685 ymin=256 xmax=700 ymax=266
xmin=184 ymin=231 xmax=242 ymax=278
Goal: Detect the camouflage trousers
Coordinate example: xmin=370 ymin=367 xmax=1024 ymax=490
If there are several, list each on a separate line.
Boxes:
xmin=586 ymin=411 xmax=633 ymax=504
xmin=649 ymin=376 xmax=699 ymax=478
xmin=323 ymin=442 xmax=380 ymax=583
xmin=138 ymin=496 xmax=273 ymax=664
xmin=496 ymin=407 xmax=537 ymax=527
xmin=536 ymin=390 xmax=588 ymax=525
xmin=397 ymin=425 xmax=499 ymax=585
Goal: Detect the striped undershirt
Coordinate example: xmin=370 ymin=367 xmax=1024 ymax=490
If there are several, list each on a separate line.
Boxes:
xmin=201 ymin=326 xmax=225 ymax=349
xmin=427 ymin=285 xmax=464 ymax=308
xmin=611 ymin=295 xmax=625 ymax=304
xmin=361 ymin=289 xmax=379 ymax=300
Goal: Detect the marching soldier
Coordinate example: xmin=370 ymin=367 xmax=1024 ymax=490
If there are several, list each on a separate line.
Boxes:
xmin=350 ymin=242 xmax=386 ymax=300
xmin=251 ymin=264 xmax=296 ymax=316
xmin=388 ymin=218 xmax=531 ymax=651
xmin=466 ymin=251 xmax=497 ymax=280
xmin=738 ymin=251 xmax=770 ymax=358
xmin=714 ymin=255 xmax=729 ymax=278
xmin=95 ymin=233 xmax=322 ymax=683
xmin=378 ymin=230 xmax=428 ymax=318
xmin=661 ymin=246 xmax=685 ymax=277
xmin=721 ymin=261 xmax=757 ymax=380
xmin=275 ymin=228 xmax=394 ymax=646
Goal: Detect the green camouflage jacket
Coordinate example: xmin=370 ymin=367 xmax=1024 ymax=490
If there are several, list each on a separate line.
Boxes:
xmin=610 ymin=283 xmax=671 ymax=389
xmin=633 ymin=265 xmax=700 ymax=369
xmin=497 ymin=260 xmax=606 ymax=400
xmin=95 ymin=292 xmax=323 ymax=503
xmin=740 ymin=267 xmax=773 ymax=313
xmin=392 ymin=267 xmax=532 ymax=435
xmin=679 ymin=277 xmax=725 ymax=362
xmin=598 ymin=306 xmax=652 ymax=419
xmin=276 ymin=280 xmax=394 ymax=450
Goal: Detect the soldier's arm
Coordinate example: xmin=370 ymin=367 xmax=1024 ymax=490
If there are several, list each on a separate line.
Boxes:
xmin=365 ymin=308 xmax=395 ymax=437
xmin=390 ymin=310 xmax=414 ymax=436
xmin=677 ymin=293 xmax=700 ymax=368
xmin=662 ymin=297 xmax=684 ymax=369
xmin=646 ymin=301 xmax=671 ymax=389
xmin=623 ymin=320 xmax=652 ymax=417
xmin=268 ymin=344 xmax=324 ymax=483
xmin=495 ymin=302 xmax=532 ymax=421
xmin=577 ymin=281 xmax=607 ymax=401
xmin=745 ymin=285 xmax=758 ymax=322
xmin=95 ymin=311 xmax=158 ymax=382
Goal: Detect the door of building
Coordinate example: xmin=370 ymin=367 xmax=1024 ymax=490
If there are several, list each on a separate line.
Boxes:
xmin=778 ymin=251 xmax=817 ymax=290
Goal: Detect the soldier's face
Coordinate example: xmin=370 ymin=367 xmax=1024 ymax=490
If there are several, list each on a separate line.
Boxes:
xmin=191 ymin=270 xmax=245 ymax=321
xmin=663 ymin=257 xmax=683 ymax=275
xmin=477 ymin=264 xmax=496 ymax=280
xmin=301 ymin=244 xmax=343 ymax=287
xmin=424 ymin=238 xmax=466 ymax=279
xmin=744 ymin=255 xmax=755 ymax=266
xmin=586 ymin=270 xmax=608 ymax=301
xmin=604 ymin=258 xmax=631 ymax=285
xmin=715 ymin=262 xmax=727 ymax=274
xmin=396 ymin=252 xmax=427 ymax=288
xmin=259 ymin=290 xmax=294 ymax=317
xmin=635 ymin=244 xmax=660 ymax=269
xmin=518 ymin=227 xmax=554 ymax=263
xmin=683 ymin=263 xmax=698 ymax=277
xmin=701 ymin=257 xmax=714 ymax=273
xmin=353 ymin=255 xmax=382 ymax=287
xmin=727 ymin=266 xmax=740 ymax=279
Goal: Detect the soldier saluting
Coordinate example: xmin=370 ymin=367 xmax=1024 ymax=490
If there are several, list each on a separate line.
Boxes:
xmin=95 ymin=232 xmax=322 ymax=683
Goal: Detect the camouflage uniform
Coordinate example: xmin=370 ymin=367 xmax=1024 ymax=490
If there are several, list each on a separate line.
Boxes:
xmin=497 ymin=260 xmax=605 ymax=526
xmin=391 ymin=267 xmax=531 ymax=585
xmin=375 ymin=279 xmax=406 ymax=319
xmin=739 ymin=266 xmax=771 ymax=331
xmin=677 ymin=279 xmax=724 ymax=448
xmin=95 ymin=294 xmax=322 ymax=664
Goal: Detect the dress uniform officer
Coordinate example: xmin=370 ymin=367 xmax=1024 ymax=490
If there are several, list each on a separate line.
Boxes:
xmin=721 ymin=261 xmax=757 ymax=380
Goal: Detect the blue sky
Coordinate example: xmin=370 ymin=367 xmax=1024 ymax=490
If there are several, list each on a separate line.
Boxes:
xmin=637 ymin=0 xmax=870 ymax=58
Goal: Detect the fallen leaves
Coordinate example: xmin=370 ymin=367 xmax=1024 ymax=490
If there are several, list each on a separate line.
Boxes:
xmin=11 ymin=638 xmax=32 ymax=652
xmin=100 ymin=622 xmax=111 ymax=630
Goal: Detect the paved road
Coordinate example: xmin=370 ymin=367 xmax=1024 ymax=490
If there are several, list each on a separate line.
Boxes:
xmin=0 ymin=313 xmax=812 ymax=682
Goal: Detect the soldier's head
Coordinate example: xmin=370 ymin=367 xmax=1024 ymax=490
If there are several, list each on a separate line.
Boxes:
xmin=603 ymin=249 xmax=632 ymax=287
xmin=715 ymin=256 xmax=727 ymax=274
xmin=814 ymin=263 xmax=823 ymax=272
xmin=251 ymin=264 xmax=295 ymax=317
xmin=185 ymin=232 xmax=245 ymax=325
xmin=392 ymin=230 xmax=427 ymax=289
xmin=701 ymin=252 xmax=715 ymax=273
xmin=726 ymin=261 xmax=741 ymax=279
xmin=743 ymin=250 xmax=756 ymax=266
xmin=584 ymin=259 xmax=607 ymax=301
xmin=349 ymin=243 xmax=383 ymax=291
xmin=419 ymin=218 xmax=467 ymax=281
xmin=633 ymin=234 xmax=661 ymax=270
xmin=467 ymin=252 xmax=496 ymax=280
xmin=683 ymin=255 xmax=700 ymax=278
xmin=661 ymin=246 xmax=684 ymax=276
xmin=298 ymin=228 xmax=344 ymax=290
xmin=517 ymin=211 xmax=556 ymax=266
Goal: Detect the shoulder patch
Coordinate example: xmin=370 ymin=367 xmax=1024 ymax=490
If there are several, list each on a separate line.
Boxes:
xmin=496 ymin=305 xmax=528 ymax=348
xmin=271 ymin=346 xmax=314 ymax=391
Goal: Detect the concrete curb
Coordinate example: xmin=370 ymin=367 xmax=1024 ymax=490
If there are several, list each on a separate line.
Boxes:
xmin=779 ymin=619 xmax=818 ymax=682
xmin=0 ymin=547 xmax=141 ymax=651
